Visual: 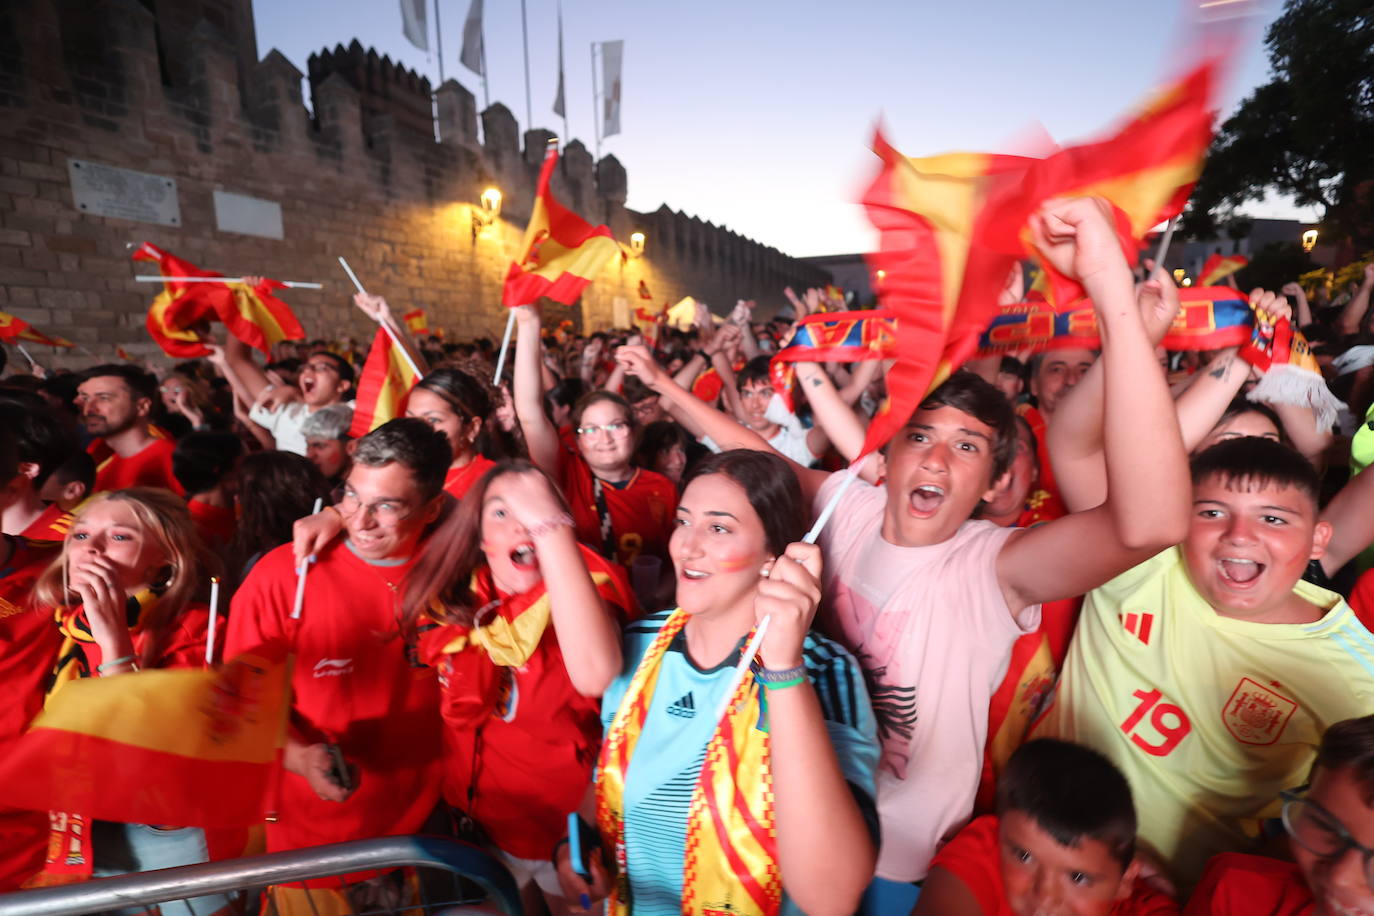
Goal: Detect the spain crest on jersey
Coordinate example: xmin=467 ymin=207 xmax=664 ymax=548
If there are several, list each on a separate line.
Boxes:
xmin=1223 ymin=677 xmax=1298 ymax=746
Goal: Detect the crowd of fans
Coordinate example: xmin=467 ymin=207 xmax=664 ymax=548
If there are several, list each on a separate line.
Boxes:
xmin=3 ymin=198 xmax=1374 ymax=916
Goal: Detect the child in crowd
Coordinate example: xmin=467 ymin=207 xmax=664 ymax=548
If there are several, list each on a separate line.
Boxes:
xmin=1186 ymin=714 xmax=1374 ymax=915
xmin=917 ymin=738 xmax=1178 ymax=915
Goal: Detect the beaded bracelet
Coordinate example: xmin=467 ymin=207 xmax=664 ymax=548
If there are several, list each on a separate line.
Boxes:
xmin=526 ymin=513 xmax=575 ymax=539
xmin=756 ymin=663 xmax=807 ymax=690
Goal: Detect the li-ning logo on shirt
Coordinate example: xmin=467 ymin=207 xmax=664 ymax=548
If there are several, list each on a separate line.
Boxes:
xmin=667 ymin=692 xmax=696 ymax=718
xmin=312 ymin=658 xmax=354 ymax=678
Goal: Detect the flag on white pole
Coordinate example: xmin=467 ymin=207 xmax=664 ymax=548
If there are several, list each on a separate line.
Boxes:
xmin=461 ymin=0 xmax=485 ymax=75
xmin=601 ymin=39 xmax=623 ymax=137
xmin=399 ymin=0 xmax=428 ymax=51
xmin=552 ymin=3 xmax=567 ymax=117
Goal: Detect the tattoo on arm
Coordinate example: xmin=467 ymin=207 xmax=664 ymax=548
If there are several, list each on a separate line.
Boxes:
xmin=1207 ymin=357 xmax=1234 ymax=380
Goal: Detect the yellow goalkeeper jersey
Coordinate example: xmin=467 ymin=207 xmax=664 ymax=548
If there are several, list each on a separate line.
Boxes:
xmin=1036 ymin=546 xmax=1374 ymax=889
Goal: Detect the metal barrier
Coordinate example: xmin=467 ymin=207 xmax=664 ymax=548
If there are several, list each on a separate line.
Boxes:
xmin=0 ymin=835 xmax=523 ymax=916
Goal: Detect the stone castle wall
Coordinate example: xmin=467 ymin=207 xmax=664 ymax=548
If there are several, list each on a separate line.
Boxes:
xmin=0 ymin=0 xmax=829 ymax=363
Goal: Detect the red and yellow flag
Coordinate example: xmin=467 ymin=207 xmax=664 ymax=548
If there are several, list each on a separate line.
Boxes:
xmin=1005 ymin=59 xmax=1219 ymax=306
xmin=348 ymin=327 xmax=420 ymax=438
xmin=0 ymin=646 xmax=290 ymax=829
xmin=502 ymin=147 xmax=620 ymax=308
xmin=132 ymin=243 xmax=306 ymax=357
xmin=0 ymin=311 xmax=74 ymax=349
xmin=860 ymin=133 xmax=1033 ymax=457
xmin=1199 ymin=252 xmax=1248 ymax=286
xmin=403 ymin=308 xmax=429 ymax=335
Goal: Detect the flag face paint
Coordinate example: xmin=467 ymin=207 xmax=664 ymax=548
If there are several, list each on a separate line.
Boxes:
xmin=600 ymin=40 xmax=624 ymax=137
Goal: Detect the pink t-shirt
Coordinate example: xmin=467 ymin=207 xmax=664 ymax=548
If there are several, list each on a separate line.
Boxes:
xmin=815 ymin=473 xmax=1039 ymax=882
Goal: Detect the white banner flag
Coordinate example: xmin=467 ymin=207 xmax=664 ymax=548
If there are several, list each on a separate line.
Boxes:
xmin=399 ymin=0 xmax=428 ymax=51
xmin=460 ymin=0 xmax=485 ymax=75
xmin=552 ymin=4 xmax=566 ymax=117
xmin=601 ymin=40 xmax=623 ymax=137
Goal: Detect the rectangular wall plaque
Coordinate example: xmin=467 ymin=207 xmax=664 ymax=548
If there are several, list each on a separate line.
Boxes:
xmin=68 ymin=159 xmax=181 ymax=227
xmin=213 ymin=190 xmax=284 ymax=240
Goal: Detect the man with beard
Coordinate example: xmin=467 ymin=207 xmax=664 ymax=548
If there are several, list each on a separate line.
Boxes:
xmin=76 ymin=365 xmax=181 ymax=495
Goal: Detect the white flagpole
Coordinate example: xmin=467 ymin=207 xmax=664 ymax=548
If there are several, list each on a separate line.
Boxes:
xmin=291 ymin=499 xmax=323 ymax=619
xmin=1151 ymin=217 xmax=1179 ymax=280
xmin=133 ymin=276 xmax=323 ymax=289
xmin=434 ymin=0 xmax=445 ymax=85
xmin=590 ymin=42 xmax=601 ymax=161
xmin=16 ymin=344 xmax=37 ymax=371
xmin=206 ymin=577 xmax=220 ymax=666
xmin=493 ymin=309 xmax=516 ymax=383
xmin=711 ymin=455 xmax=869 ymax=723
xmin=337 ymin=257 xmax=425 ymax=380
xmin=520 ymin=0 xmax=533 ymax=131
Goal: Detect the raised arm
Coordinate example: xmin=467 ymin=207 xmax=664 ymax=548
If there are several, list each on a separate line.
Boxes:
xmin=512 ymin=305 xmax=562 ymax=474
xmin=616 ymin=344 xmax=832 ymax=504
xmin=792 ymin=361 xmax=868 ymax=463
xmin=1338 ymin=264 xmax=1374 ymax=337
xmin=998 ymin=198 xmax=1190 ymax=612
xmin=1283 ymin=282 xmax=1314 ymax=329
xmin=353 ymin=293 xmax=430 ymax=377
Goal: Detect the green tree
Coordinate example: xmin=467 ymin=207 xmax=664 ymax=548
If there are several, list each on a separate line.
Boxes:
xmin=1183 ymin=0 xmax=1373 ymax=248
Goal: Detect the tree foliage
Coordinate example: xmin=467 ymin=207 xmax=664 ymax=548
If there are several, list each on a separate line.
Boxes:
xmin=1184 ymin=0 xmax=1373 ymax=246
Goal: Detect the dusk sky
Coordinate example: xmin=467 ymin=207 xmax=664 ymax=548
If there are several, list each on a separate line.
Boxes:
xmin=252 ymin=0 xmax=1310 ymax=258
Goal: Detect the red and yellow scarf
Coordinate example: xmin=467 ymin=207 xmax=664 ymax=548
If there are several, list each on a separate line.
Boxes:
xmin=596 ymin=609 xmax=781 ymax=916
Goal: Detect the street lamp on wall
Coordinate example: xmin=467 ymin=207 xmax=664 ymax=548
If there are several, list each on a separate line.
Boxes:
xmin=1302 ymin=229 xmax=1318 ymax=252
xmin=628 ymin=232 xmax=646 ymax=258
xmin=473 ymin=187 xmax=502 ymax=239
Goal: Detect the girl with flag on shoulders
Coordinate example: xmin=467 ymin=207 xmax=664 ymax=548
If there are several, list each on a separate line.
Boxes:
xmin=399 ymin=459 xmax=631 ymax=916
xmin=556 ymin=449 xmax=879 ymax=916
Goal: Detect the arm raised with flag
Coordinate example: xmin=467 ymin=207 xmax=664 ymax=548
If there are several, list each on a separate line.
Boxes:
xmin=993 ymin=198 xmax=1190 ymax=612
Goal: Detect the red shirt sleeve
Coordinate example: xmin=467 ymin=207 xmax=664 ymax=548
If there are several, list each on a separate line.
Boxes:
xmin=1182 ymin=853 xmax=1312 ymax=915
xmin=1351 ymin=570 xmax=1374 ymax=632
xmin=929 ymin=815 xmax=1005 ymax=915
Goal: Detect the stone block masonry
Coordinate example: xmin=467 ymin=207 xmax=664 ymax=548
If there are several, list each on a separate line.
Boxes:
xmin=0 ymin=0 xmax=830 ymax=366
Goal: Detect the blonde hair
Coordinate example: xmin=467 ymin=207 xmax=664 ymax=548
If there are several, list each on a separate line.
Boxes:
xmin=33 ymin=487 xmax=220 ymax=667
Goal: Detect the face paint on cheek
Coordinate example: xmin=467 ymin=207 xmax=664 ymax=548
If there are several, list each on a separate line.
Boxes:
xmin=716 ymin=554 xmax=759 ymax=573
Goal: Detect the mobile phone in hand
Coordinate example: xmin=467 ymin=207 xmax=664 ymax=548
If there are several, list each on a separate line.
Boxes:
xmin=325 ymin=742 xmax=354 ymax=792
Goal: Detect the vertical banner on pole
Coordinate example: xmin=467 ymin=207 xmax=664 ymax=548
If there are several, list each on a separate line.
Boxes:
xmin=600 ymin=39 xmax=624 ymax=137
xmin=399 ymin=0 xmax=429 ymax=51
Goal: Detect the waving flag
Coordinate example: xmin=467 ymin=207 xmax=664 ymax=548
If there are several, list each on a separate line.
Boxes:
xmin=403 ymin=308 xmax=429 ymax=335
xmin=349 ymin=327 xmax=420 ymax=437
xmin=860 ymin=133 xmax=1033 ymax=457
xmin=0 ymin=310 xmax=33 ymax=342
xmin=0 ymin=646 xmax=290 ymax=829
xmin=1199 ymin=252 xmax=1248 ymax=286
xmin=133 ymin=243 xmax=305 ymax=357
xmin=0 ymin=310 xmax=75 ymax=350
xmin=502 ymin=147 xmax=620 ymax=308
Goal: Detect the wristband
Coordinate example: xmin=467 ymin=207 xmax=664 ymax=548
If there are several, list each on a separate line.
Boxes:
xmin=526 ymin=513 xmax=575 ymax=539
xmin=762 ymin=676 xmax=806 ymax=690
xmin=755 ymin=663 xmax=807 ymax=684
xmin=697 ymin=350 xmax=711 ymax=364
xmin=97 ymin=654 xmax=138 ymax=674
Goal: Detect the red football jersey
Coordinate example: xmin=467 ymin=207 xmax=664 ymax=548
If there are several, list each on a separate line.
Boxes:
xmin=931 ymin=816 xmax=1180 ymax=916
xmin=20 ymin=504 xmax=74 ymax=542
xmin=418 ymin=545 xmax=636 ymax=859
xmin=89 ymin=437 xmax=183 ymax=495
xmin=558 ymin=451 xmax=676 ymax=567
xmin=443 ymin=455 xmax=496 ymax=501
xmin=225 ymin=541 xmax=441 ymax=876
xmin=1183 ymin=853 xmax=1313 ymax=915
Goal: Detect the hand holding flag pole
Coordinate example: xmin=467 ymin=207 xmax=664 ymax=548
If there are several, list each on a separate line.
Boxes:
xmin=337 ymin=257 xmax=424 ymax=381
xmin=710 ymin=455 xmax=870 ymax=724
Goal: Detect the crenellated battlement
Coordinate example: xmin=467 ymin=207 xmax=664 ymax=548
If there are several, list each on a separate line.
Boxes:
xmin=0 ymin=0 xmax=829 ymax=358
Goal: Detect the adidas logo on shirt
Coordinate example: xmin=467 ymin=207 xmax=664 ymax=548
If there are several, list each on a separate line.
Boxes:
xmin=667 ymin=692 xmax=696 ymax=719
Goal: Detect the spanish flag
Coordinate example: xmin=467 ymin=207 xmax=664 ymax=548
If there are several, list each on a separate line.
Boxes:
xmin=1199 ymin=252 xmax=1248 ymax=286
xmin=0 ymin=311 xmax=74 ymax=349
xmin=502 ymin=146 xmax=620 ymax=308
xmin=860 ymin=132 xmax=1033 ymax=457
xmin=403 ymin=308 xmax=429 ymax=335
xmin=133 ymin=243 xmax=306 ymax=357
xmin=0 ymin=646 xmax=290 ymax=829
xmin=348 ymin=327 xmax=419 ymax=438
xmin=1007 ymin=58 xmax=1219 ymax=306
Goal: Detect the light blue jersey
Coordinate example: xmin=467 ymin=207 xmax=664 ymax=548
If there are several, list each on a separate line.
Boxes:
xmin=600 ymin=609 xmax=880 ymax=915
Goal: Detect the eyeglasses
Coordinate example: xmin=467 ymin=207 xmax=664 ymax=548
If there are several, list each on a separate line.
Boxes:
xmin=576 ymin=421 xmax=631 ymax=439
xmin=331 ymin=485 xmax=418 ymax=528
xmin=1282 ymin=788 xmax=1374 ymax=888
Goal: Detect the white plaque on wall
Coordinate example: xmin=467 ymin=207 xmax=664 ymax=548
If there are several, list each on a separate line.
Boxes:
xmin=612 ymin=296 xmax=630 ymax=328
xmin=213 ymin=190 xmax=284 ymax=240
xmin=68 ymin=159 xmax=180 ymax=226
